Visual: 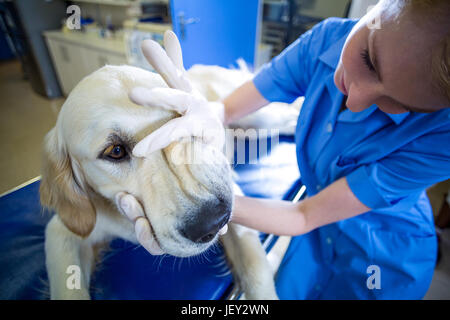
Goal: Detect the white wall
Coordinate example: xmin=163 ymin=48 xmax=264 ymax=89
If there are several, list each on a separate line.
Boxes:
xmin=348 ymin=0 xmax=380 ymax=19
xmin=299 ymin=0 xmax=351 ymax=18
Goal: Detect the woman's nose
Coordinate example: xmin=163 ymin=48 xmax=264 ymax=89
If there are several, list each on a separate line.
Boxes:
xmin=346 ymin=81 xmax=380 ymax=112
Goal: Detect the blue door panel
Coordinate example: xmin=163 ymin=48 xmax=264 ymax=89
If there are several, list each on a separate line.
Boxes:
xmin=170 ymin=0 xmax=261 ymax=69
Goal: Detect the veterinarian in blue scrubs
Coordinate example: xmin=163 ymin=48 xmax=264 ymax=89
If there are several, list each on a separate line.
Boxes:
xmin=249 ymin=15 xmax=449 ymax=298
xmin=127 ymin=0 xmax=450 ymax=299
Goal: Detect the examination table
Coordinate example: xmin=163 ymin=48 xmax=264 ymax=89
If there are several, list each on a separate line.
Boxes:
xmin=0 ymin=136 xmax=303 ymax=299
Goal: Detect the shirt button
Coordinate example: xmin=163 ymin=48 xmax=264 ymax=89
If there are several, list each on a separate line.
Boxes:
xmin=317 ymin=185 xmax=322 ymax=191
xmin=315 ymin=285 xmax=321 ymax=291
xmin=326 ymin=122 xmax=333 ymax=133
xmin=326 ymin=237 xmax=333 ymax=245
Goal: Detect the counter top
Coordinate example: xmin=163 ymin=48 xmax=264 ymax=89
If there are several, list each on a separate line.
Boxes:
xmin=43 ymin=30 xmax=126 ymax=55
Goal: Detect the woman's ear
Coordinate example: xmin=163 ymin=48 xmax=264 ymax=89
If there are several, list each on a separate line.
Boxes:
xmin=40 ymin=128 xmax=96 ymax=238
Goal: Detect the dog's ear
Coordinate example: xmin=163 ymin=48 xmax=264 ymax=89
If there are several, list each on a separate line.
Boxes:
xmin=40 ymin=128 xmax=96 ymax=238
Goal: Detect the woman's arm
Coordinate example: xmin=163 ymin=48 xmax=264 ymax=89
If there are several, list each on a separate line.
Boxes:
xmin=222 ymin=80 xmax=270 ymax=125
xmin=231 ymin=177 xmax=371 ymax=236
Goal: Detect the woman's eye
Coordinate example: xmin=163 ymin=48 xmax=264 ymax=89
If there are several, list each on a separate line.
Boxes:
xmin=103 ymin=145 xmax=128 ymax=161
xmin=361 ymin=49 xmax=376 ymax=72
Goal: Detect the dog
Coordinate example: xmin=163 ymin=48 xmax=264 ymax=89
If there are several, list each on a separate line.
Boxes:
xmin=39 ymin=61 xmax=301 ymax=299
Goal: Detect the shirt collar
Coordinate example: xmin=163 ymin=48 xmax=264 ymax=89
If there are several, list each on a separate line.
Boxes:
xmin=320 ymin=34 xmax=410 ymax=125
xmin=319 ymin=35 xmax=347 ymax=69
xmin=337 ymin=106 xmax=409 ymax=124
xmin=337 ymin=105 xmax=377 ymax=123
xmin=383 ymin=111 xmax=410 ymax=124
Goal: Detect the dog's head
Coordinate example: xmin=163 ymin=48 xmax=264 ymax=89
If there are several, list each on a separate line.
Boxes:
xmin=40 ymin=65 xmax=233 ymax=257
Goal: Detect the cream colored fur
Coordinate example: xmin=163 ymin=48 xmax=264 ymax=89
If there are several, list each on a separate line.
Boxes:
xmin=40 ymin=64 xmax=298 ymax=300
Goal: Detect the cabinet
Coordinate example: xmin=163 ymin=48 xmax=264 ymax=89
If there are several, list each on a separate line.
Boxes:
xmin=44 ymin=32 xmax=128 ymax=96
xmin=82 ymin=47 xmax=127 ymax=75
xmin=46 ymin=39 xmax=86 ymax=95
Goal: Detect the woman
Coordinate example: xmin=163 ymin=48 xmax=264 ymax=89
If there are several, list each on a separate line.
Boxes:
xmin=124 ymin=0 xmax=450 ymax=299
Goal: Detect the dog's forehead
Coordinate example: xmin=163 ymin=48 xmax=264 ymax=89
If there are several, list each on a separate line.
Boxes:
xmin=92 ymin=106 xmax=173 ymax=145
xmin=61 ymin=99 xmax=174 ymax=152
xmin=57 ymin=65 xmax=175 ymax=153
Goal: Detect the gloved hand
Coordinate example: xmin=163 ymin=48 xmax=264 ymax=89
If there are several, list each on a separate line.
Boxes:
xmin=115 ymin=191 xmax=228 ymax=256
xmin=115 ymin=192 xmax=164 ymax=255
xmin=130 ymin=30 xmax=225 ymax=157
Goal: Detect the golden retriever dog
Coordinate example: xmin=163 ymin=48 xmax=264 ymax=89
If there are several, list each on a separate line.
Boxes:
xmin=39 ymin=62 xmax=298 ymax=300
xmin=40 ymin=31 xmax=302 ymax=299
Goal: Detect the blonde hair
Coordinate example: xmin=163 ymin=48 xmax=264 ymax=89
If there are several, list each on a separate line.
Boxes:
xmin=401 ymin=0 xmax=450 ymax=104
xmin=432 ymin=34 xmax=450 ymax=104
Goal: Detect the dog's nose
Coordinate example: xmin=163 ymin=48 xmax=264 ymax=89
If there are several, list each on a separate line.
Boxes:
xmin=179 ymin=198 xmax=231 ymax=244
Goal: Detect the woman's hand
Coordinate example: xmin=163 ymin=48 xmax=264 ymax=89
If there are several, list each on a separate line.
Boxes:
xmin=129 ymin=30 xmax=225 ymax=157
xmin=115 ymin=192 xmax=164 ymax=255
xmin=130 ymin=87 xmax=225 ymax=157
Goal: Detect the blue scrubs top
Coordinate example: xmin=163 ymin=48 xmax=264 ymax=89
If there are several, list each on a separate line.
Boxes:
xmin=253 ymin=18 xmax=450 ymax=299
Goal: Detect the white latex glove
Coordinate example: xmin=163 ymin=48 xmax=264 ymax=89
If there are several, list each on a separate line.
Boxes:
xmin=115 ymin=192 xmax=164 ymax=255
xmin=129 ymin=30 xmax=225 ymax=157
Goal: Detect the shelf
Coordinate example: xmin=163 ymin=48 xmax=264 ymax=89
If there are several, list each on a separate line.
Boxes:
xmin=70 ymin=0 xmax=167 ymax=7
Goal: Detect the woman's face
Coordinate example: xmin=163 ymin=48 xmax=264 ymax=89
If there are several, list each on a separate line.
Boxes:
xmin=334 ymin=2 xmax=449 ymax=114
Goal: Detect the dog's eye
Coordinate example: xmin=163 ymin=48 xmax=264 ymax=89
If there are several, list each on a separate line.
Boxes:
xmin=103 ymin=145 xmax=128 ymax=161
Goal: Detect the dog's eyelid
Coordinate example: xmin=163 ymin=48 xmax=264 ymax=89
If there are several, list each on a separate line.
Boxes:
xmin=108 ymin=131 xmax=136 ymax=149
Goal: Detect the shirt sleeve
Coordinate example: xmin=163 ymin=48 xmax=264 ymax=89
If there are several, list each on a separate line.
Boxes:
xmin=252 ymin=18 xmax=342 ymax=103
xmin=346 ymin=125 xmax=450 ymax=209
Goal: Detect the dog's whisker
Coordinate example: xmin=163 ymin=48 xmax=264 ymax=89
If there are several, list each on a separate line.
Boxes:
xmin=204 ymin=253 xmax=212 ymax=264
xmin=212 ymin=257 xmax=228 ymax=267
xmin=215 ymin=269 xmax=232 ymax=278
xmin=31 ymin=275 xmax=51 ymax=300
xmin=155 ymin=254 xmax=165 ymax=272
xmin=186 ymin=255 xmax=191 ymax=268
xmin=156 ymin=253 xmax=170 ymax=272
xmin=172 ymin=256 xmax=179 ymax=272
xmin=178 ymin=256 xmax=184 ymax=272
